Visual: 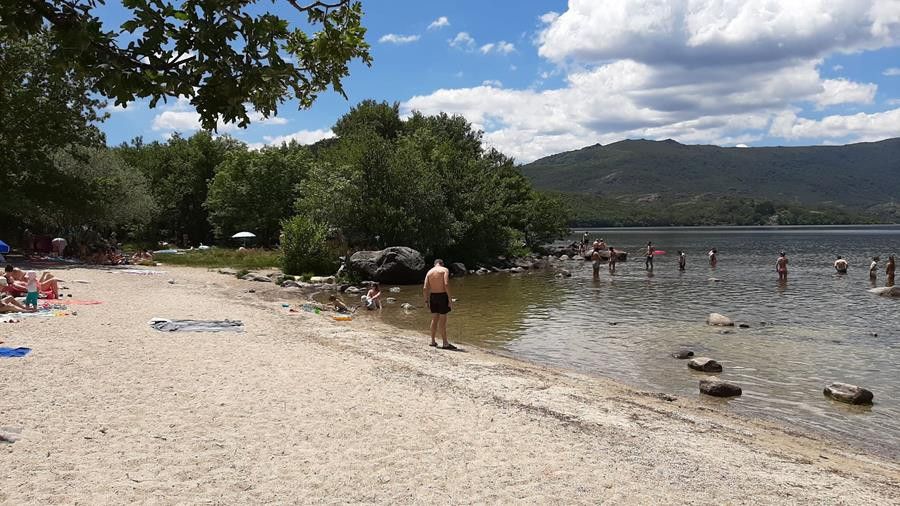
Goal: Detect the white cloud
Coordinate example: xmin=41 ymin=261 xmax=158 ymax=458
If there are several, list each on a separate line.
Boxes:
xmin=539 ymin=11 xmax=560 ymax=24
xmin=480 ymin=41 xmax=515 ymax=55
xmin=832 ymin=64 xmax=844 ymax=72
xmin=481 ymin=80 xmax=503 ymax=87
xmin=770 ymin=109 xmax=900 ymax=141
xmin=449 ymin=32 xmax=475 ymax=50
xmin=814 ymin=78 xmax=877 ymax=108
xmin=509 ymin=64 xmax=518 ymax=71
xmin=379 ymin=33 xmax=420 ymax=44
xmin=248 ymin=129 xmax=335 ymax=150
xmin=887 ymin=98 xmax=900 ymax=106
xmin=151 ymin=98 xmax=287 ymax=133
xmin=398 ymin=1 xmax=900 ymax=161
xmin=538 ymin=0 xmax=900 ymax=65
xmin=735 ymin=143 xmax=749 ymax=148
xmin=884 ymin=67 xmax=900 ymax=76
xmin=428 ymin=16 xmax=449 ymax=30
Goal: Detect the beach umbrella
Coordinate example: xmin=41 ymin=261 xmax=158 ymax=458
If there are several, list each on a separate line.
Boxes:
xmin=231 ymin=231 xmax=256 ymax=247
xmin=0 ymin=239 xmax=9 ymax=254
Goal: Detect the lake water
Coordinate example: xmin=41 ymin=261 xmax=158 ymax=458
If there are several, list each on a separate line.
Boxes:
xmin=368 ymin=226 xmax=899 ymax=459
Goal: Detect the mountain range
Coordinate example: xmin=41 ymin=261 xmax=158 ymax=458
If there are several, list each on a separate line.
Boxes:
xmin=519 ymin=138 xmax=900 ymax=225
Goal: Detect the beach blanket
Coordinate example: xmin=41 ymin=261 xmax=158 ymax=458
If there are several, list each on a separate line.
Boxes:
xmin=149 ymin=318 xmax=244 ymax=333
xmin=46 ymin=300 xmax=102 ymax=306
xmin=108 ymin=269 xmax=166 ymax=275
xmin=0 ymin=347 xmax=31 ymax=358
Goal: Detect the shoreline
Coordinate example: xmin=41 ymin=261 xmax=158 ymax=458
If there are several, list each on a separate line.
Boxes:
xmin=1 ymin=265 xmax=898 ymax=503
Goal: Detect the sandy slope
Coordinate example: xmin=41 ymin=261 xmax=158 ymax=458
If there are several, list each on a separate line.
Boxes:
xmin=0 ymin=266 xmax=897 ymax=504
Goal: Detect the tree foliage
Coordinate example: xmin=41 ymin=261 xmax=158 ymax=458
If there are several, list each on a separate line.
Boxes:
xmin=4 ymin=0 xmax=372 ymax=129
xmin=297 ymin=102 xmax=571 ymax=264
xmin=0 ymin=32 xmax=107 ymax=232
xmin=117 ymin=132 xmax=244 ymax=245
xmin=206 ymin=145 xmax=311 ymax=245
xmin=280 ymin=214 xmax=335 ymax=275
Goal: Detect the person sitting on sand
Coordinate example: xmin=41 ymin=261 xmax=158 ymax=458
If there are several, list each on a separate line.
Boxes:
xmin=0 ymin=278 xmax=35 ymax=312
xmin=365 ymin=283 xmax=382 ymax=310
xmin=328 ymin=295 xmax=351 ymax=314
xmin=608 ymin=247 xmax=617 ymax=274
xmin=4 ymin=265 xmax=60 ymax=299
xmin=834 ymin=256 xmax=848 ymax=274
xmin=886 ymin=255 xmax=895 ymax=287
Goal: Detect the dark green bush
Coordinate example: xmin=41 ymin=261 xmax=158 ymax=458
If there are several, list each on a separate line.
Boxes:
xmin=281 ymin=215 xmax=335 ymax=275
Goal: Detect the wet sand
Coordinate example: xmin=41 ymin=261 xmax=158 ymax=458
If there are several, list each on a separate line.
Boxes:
xmin=1 ymin=266 xmax=898 ymax=504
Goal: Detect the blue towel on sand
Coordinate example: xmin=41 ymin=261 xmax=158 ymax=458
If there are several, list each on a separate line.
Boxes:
xmin=0 ymin=347 xmax=31 ymax=358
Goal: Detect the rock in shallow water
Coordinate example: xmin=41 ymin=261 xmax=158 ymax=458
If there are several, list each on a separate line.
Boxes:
xmin=700 ymin=379 xmax=742 ymax=397
xmin=706 ymin=312 xmax=734 ymax=326
xmin=823 ymin=382 xmax=874 ymax=405
xmin=672 ymin=350 xmax=694 ymax=359
xmin=688 ymin=357 xmax=723 ymax=372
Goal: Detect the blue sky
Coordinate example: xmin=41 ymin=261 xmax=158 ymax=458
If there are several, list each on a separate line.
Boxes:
xmin=99 ymin=0 xmax=900 ymax=162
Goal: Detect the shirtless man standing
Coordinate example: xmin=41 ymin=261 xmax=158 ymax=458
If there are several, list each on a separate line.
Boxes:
xmin=834 ymin=256 xmax=848 ymax=274
xmin=776 ymin=251 xmax=789 ymax=281
xmin=591 ymin=246 xmax=602 ymax=279
xmin=423 ymin=259 xmax=456 ymax=350
xmin=886 ymin=255 xmax=895 ymax=287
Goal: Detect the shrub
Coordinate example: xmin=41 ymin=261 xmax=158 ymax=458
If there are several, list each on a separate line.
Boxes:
xmin=281 ymin=215 xmax=335 ymax=275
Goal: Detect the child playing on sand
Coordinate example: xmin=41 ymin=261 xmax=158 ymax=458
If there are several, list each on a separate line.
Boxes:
xmin=24 ymin=271 xmax=39 ymax=310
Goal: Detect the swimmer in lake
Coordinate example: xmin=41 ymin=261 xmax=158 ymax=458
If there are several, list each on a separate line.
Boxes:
xmin=834 ymin=256 xmax=848 ymax=274
xmin=886 ymin=255 xmax=895 ymax=287
xmin=591 ymin=246 xmax=602 ymax=279
xmin=678 ymin=250 xmax=686 ymax=271
xmin=608 ymin=247 xmax=617 ymax=274
xmin=776 ymin=251 xmax=788 ymax=281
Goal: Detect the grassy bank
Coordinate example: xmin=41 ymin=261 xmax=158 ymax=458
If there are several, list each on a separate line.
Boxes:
xmin=154 ymin=247 xmax=282 ymax=270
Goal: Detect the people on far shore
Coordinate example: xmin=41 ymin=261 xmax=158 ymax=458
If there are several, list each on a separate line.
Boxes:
xmin=608 ymin=247 xmax=617 ymax=273
xmin=423 ymin=259 xmax=455 ymax=350
xmin=886 ymin=255 xmax=896 ymax=287
xmin=776 ymin=251 xmax=789 ymax=281
xmin=678 ymin=250 xmax=686 ymax=271
xmin=645 ymin=241 xmax=654 ymax=270
xmin=708 ymin=248 xmax=718 ymax=267
xmin=869 ymin=257 xmax=879 ymax=281
xmin=834 ymin=256 xmax=848 ymax=274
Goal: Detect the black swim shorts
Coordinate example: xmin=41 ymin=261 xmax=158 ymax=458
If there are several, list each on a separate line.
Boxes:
xmin=429 ymin=292 xmax=451 ymax=315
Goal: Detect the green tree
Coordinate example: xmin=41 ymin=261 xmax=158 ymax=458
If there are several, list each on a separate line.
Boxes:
xmin=117 ymin=132 xmax=244 ymax=245
xmin=48 ymin=146 xmax=157 ymax=232
xmin=206 ymin=145 xmax=311 ymax=245
xmin=281 ymin=215 xmax=335 ymax=275
xmin=0 ymin=32 xmax=106 ymax=234
xmin=5 ymin=1 xmax=371 ymax=129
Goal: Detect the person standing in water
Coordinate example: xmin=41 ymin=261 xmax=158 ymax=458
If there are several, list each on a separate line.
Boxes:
xmin=678 ymin=250 xmax=686 ymax=271
xmin=886 ymin=255 xmax=895 ymax=287
xmin=591 ymin=245 xmax=602 ymax=279
xmin=708 ymin=248 xmax=718 ymax=267
xmin=776 ymin=251 xmax=789 ymax=281
xmin=608 ymin=247 xmax=617 ymax=274
xmin=423 ymin=259 xmax=456 ymax=350
xmin=869 ymin=257 xmax=879 ymax=281
xmin=645 ymin=242 xmax=654 ymax=270
xmin=834 ymin=256 xmax=848 ymax=274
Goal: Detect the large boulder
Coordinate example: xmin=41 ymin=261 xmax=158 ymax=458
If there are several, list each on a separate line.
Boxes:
xmin=688 ymin=357 xmax=723 ymax=372
xmin=823 ymin=383 xmax=874 ymax=405
xmin=349 ymin=247 xmax=426 ymax=284
xmin=699 ymin=379 xmax=742 ymax=397
xmin=869 ymin=286 xmax=900 ymax=297
xmin=449 ymin=262 xmax=467 ymax=277
xmin=706 ymin=313 xmax=734 ymax=326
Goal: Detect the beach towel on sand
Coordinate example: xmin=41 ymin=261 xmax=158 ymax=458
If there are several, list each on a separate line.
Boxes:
xmin=0 ymin=347 xmax=31 ymax=358
xmin=149 ymin=318 xmax=244 ymax=333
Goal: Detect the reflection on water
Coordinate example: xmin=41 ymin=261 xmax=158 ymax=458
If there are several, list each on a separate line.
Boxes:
xmin=374 ymin=226 xmax=899 ymax=458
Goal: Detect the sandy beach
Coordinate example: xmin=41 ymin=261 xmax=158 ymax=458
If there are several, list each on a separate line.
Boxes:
xmin=1 ymin=265 xmax=898 ymax=504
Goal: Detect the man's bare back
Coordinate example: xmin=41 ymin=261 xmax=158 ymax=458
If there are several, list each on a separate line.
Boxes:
xmin=424 ymin=265 xmax=449 ymax=294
